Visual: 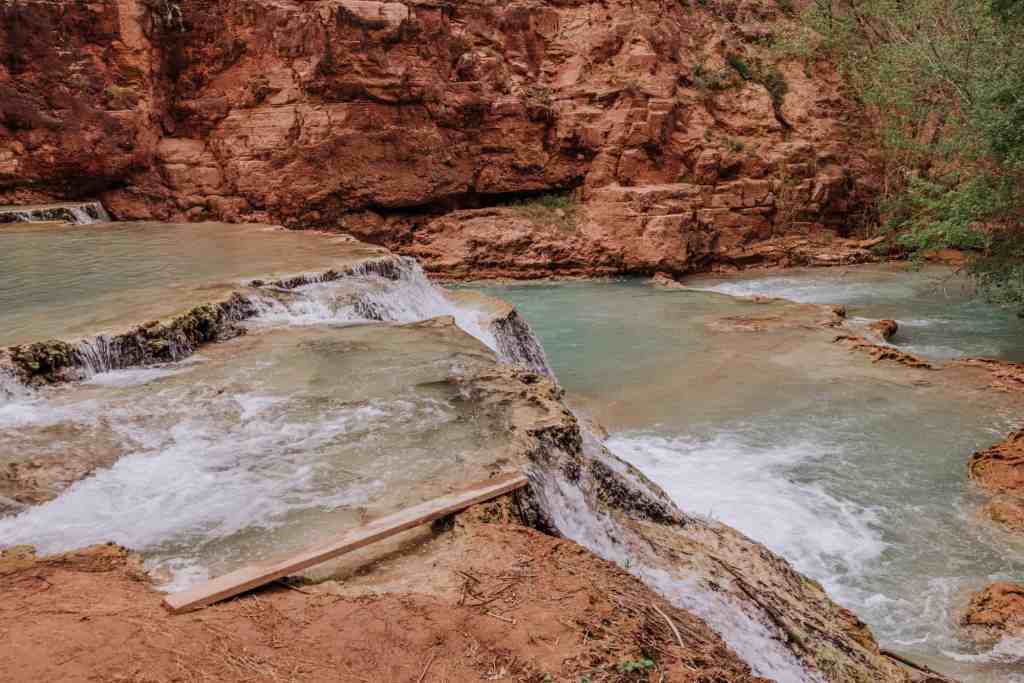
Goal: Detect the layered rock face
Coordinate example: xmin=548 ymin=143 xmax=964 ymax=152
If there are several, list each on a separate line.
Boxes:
xmin=1 ymin=0 xmax=877 ymax=275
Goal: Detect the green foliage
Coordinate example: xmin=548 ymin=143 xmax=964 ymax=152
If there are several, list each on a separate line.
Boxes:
xmin=756 ymin=64 xmax=788 ymax=107
xmin=799 ymin=0 xmax=1024 ymax=305
xmin=617 ymin=658 xmax=655 ymax=674
xmin=726 ymin=53 xmax=753 ymax=80
xmin=507 ymin=193 xmax=578 ymax=233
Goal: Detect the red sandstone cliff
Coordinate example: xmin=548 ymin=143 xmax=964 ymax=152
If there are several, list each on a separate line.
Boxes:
xmin=0 ymin=0 xmax=880 ymax=276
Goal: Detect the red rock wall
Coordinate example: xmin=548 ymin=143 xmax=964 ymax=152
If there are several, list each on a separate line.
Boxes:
xmin=0 ymin=0 xmax=881 ymax=275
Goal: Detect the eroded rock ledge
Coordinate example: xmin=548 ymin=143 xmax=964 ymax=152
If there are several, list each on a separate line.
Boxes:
xmin=1 ymin=0 xmax=882 ymax=278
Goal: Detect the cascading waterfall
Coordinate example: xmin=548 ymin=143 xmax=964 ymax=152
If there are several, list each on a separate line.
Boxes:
xmin=529 ymin=425 xmax=824 ymax=683
xmin=0 ymin=201 xmax=110 ymax=225
xmin=2 ymin=255 xmax=551 ymax=391
xmin=0 ymin=253 xmax=825 ymax=680
xmin=248 ymin=256 xmax=551 ymax=372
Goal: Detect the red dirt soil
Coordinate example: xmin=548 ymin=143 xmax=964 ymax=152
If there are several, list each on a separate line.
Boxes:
xmin=0 ymin=509 xmax=767 ymax=683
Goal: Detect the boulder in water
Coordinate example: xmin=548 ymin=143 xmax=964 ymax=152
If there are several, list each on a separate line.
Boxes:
xmin=868 ymin=319 xmax=898 ymax=341
xmin=650 ymin=272 xmax=685 ymax=289
xmin=969 ymin=429 xmax=1024 ymax=534
xmin=961 ymin=582 xmax=1024 ymax=647
xmin=969 ymin=430 xmax=1024 ymax=496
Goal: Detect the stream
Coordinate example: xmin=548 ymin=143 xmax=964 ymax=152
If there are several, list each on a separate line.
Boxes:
xmin=3 ymin=218 xmax=1024 ymax=681
xmin=473 ymin=265 xmax=1024 ymax=682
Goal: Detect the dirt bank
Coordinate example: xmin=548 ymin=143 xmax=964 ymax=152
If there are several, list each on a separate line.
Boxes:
xmin=0 ymin=508 xmax=769 ymax=683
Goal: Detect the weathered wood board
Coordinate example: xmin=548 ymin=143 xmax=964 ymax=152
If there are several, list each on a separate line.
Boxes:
xmin=164 ymin=473 xmax=529 ymax=613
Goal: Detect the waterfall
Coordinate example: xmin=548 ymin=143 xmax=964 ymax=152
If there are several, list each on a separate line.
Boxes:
xmin=248 ymin=256 xmax=555 ymax=372
xmin=526 ymin=426 xmax=824 ymax=683
xmin=1 ymin=256 xmax=550 ymax=392
xmin=0 ymin=201 xmax=110 ymax=225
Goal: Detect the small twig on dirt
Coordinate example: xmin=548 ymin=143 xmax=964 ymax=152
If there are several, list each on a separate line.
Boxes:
xmin=484 ymin=611 xmax=516 ymax=624
xmin=457 ymin=569 xmax=481 ymax=584
xmin=416 ymin=650 xmax=437 ymax=683
xmin=650 ymin=603 xmax=685 ymax=650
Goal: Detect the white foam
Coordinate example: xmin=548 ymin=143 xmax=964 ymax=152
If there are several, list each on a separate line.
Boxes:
xmin=944 ymin=636 xmax=1024 ymax=666
xmin=249 ymin=259 xmax=500 ymax=352
xmin=84 ymin=365 xmax=193 ymax=387
xmin=691 ymin=276 xmax=908 ymax=305
xmin=606 ymin=432 xmax=886 ymax=600
xmin=0 ymin=393 xmax=446 ymax=584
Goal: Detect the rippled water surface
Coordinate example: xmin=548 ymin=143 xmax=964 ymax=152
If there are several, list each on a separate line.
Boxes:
xmin=0 ymin=322 xmax=504 ymax=590
xmin=690 ymin=263 xmax=1024 ymax=361
xmin=0 ymin=221 xmax=382 ymax=346
xmin=474 ymin=274 xmax=1024 ymax=682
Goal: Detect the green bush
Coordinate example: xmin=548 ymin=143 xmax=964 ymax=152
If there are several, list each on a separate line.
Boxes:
xmin=508 ymin=193 xmax=578 ymax=232
xmin=800 ymin=0 xmax=1024 ymax=306
xmin=726 ymin=54 xmax=753 ymax=80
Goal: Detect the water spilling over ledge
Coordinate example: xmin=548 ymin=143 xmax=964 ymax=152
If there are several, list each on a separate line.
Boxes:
xmin=0 ymin=223 xmax=963 ymax=682
xmin=0 ymin=201 xmax=110 ymax=225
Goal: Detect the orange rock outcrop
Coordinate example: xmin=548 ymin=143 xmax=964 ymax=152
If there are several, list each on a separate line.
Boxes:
xmin=1 ymin=0 xmax=880 ymax=276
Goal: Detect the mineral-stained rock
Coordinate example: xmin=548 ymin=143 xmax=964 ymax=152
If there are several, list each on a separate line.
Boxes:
xmin=1 ymin=0 xmax=881 ymax=276
xmin=969 ymin=430 xmax=1024 ymax=496
xmin=868 ymin=318 xmax=898 ymax=341
xmin=968 ymin=430 xmax=1024 ymax=534
xmin=961 ymin=582 xmax=1024 ymax=647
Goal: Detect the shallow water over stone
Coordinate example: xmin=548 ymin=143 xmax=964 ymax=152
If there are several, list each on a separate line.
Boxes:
xmin=473 ymin=276 xmax=1024 ymax=682
xmin=0 ymin=322 xmax=508 ymax=590
xmin=0 ymin=221 xmax=385 ymax=347
xmin=689 ymin=263 xmax=1024 ymax=362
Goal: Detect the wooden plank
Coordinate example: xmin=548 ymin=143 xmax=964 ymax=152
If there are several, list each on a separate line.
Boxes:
xmin=163 ymin=473 xmax=529 ymax=614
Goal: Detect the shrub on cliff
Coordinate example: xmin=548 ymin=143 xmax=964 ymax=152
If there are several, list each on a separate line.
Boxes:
xmin=801 ymin=0 xmax=1024 ymax=308
xmin=508 ymin=193 xmax=578 ymax=233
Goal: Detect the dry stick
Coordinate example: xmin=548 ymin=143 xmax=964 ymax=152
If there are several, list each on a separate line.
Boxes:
xmin=649 ymin=603 xmax=685 ymax=650
xmin=416 ymin=651 xmax=437 ymax=683
xmin=879 ymin=649 xmax=949 ymax=678
xmin=274 ymin=579 xmax=314 ymax=595
xmin=484 ymin=611 xmax=515 ymax=624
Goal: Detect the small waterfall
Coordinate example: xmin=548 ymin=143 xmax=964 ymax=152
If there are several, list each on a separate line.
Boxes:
xmin=2 ymin=256 xmax=548 ymax=392
xmin=0 ymin=201 xmax=110 ymax=225
xmin=490 ymin=309 xmax=553 ymax=377
xmin=68 ymin=202 xmax=110 ymax=224
xmin=0 ymin=366 xmax=27 ymax=402
xmin=530 ymin=428 xmax=827 ymax=683
xmin=250 ymin=257 xmax=507 ymax=358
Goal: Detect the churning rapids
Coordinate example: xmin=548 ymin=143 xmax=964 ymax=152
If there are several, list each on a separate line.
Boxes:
xmin=3 ymin=219 xmax=1024 ymax=682
xmin=475 ymin=268 xmax=1024 ymax=683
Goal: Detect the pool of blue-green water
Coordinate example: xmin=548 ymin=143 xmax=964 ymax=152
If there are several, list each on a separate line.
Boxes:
xmin=471 ymin=269 xmax=1024 ymax=682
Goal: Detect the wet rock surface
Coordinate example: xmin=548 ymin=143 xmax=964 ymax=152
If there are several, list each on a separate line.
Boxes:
xmin=969 ymin=429 xmax=1024 ymax=533
xmin=961 ymin=582 xmax=1024 ymax=648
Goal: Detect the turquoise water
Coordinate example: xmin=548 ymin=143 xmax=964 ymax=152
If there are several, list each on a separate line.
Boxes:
xmin=0 ymin=221 xmax=382 ymax=346
xmin=473 ymin=276 xmax=1024 ymax=682
xmin=690 ymin=264 xmax=1024 ymax=361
